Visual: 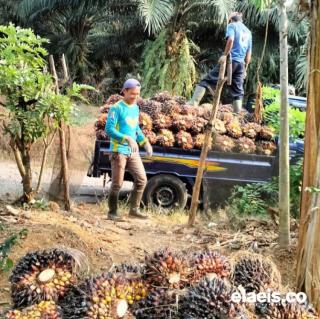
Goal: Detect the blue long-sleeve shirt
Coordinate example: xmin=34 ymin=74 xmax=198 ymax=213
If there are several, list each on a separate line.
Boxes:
xmin=105 ymin=100 xmax=147 ymax=155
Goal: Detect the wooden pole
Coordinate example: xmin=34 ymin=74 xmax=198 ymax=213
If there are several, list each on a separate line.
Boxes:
xmin=61 ymin=54 xmax=69 ymax=81
xmin=49 ymin=54 xmax=71 ymax=211
xmin=188 ymin=59 xmax=227 ymax=226
xmin=296 ymin=0 xmax=320 ymax=311
xmin=278 ymin=0 xmax=290 ymax=248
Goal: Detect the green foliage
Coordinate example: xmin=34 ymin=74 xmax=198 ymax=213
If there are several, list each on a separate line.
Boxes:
xmin=142 ymin=30 xmax=198 ymax=98
xmin=23 ymin=198 xmax=48 ymax=210
xmin=228 ymin=160 xmax=303 ymax=218
xmin=0 ymin=229 xmax=28 ymax=272
xmin=262 ymin=86 xmax=306 ymax=139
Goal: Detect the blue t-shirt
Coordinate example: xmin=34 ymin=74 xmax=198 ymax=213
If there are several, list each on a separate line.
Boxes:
xmin=105 ymin=100 xmax=147 ymax=155
xmin=226 ymin=22 xmax=252 ymax=63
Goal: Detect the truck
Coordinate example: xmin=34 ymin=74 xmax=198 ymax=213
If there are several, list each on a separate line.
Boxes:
xmin=87 ymin=139 xmax=304 ymax=210
xmin=87 ymin=96 xmax=305 ymax=210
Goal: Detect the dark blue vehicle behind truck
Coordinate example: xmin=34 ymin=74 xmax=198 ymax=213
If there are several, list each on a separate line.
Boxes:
xmin=88 ymin=139 xmax=303 ymax=210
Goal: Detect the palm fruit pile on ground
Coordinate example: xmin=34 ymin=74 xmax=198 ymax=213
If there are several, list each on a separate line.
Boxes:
xmin=6 ymin=249 xmax=318 ymax=319
xmin=10 ymin=249 xmax=77 ymax=308
xmin=95 ymin=91 xmax=276 ymax=155
xmin=6 ymin=301 xmax=62 ymax=319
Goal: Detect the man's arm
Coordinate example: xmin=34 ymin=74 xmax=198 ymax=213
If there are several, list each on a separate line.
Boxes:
xmin=136 ymin=125 xmax=147 ymax=146
xmin=245 ymin=34 xmax=252 ymax=71
xmin=224 ymin=37 xmax=234 ymax=56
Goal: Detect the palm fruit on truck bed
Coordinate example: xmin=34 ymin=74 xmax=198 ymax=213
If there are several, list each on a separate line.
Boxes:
xmin=231 ymin=252 xmax=281 ymax=294
xmin=256 ymin=141 xmax=277 ymax=156
xmin=144 ymin=248 xmax=190 ymax=289
xmin=214 ymin=119 xmax=227 ymax=135
xmin=179 ymin=277 xmax=249 ymax=319
xmin=140 ymin=100 xmax=162 ymax=120
xmin=59 ymin=273 xmax=134 ymax=319
xmin=189 ymin=250 xmax=231 ymax=284
xmin=95 ymin=114 xmax=108 ymax=131
xmin=235 ymin=137 xmax=257 ymax=154
xmin=150 ymin=91 xmax=172 ymax=103
xmin=175 ymin=131 xmax=194 ymax=150
xmin=172 ymin=115 xmax=192 ymax=132
xmin=100 ymin=104 xmax=111 ymax=114
xmin=106 ymin=94 xmax=123 ymax=105
xmin=139 ymin=112 xmax=153 ymax=131
xmin=190 ymin=117 xmax=207 ymax=135
xmin=193 ymin=134 xmax=206 ymax=150
xmin=174 ymin=95 xmax=187 ymax=105
xmin=226 ymin=118 xmax=243 ymax=138
xmin=133 ymin=288 xmax=179 ymax=319
xmin=153 ymin=114 xmax=172 ymax=130
xmin=6 ymin=301 xmax=62 ymax=319
xmin=213 ymin=134 xmax=236 ymax=153
xmin=142 ymin=130 xmax=157 ymax=145
xmin=180 ymin=104 xmax=198 ymax=117
xmin=96 ymin=129 xmax=109 ymax=141
xmin=156 ymin=129 xmax=175 ymax=147
xmin=242 ymin=122 xmax=262 ymax=139
xmin=10 ymin=249 xmax=77 ymax=307
xmin=259 ymin=126 xmax=275 ymax=141
xmin=161 ymin=99 xmax=182 ymax=116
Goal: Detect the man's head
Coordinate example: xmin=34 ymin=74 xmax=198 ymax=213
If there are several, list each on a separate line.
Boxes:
xmin=229 ymin=12 xmax=243 ymax=23
xmin=122 ymin=78 xmax=141 ymax=104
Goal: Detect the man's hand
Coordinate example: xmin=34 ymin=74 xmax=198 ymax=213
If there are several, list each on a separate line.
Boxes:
xmin=218 ymin=55 xmax=227 ymax=64
xmin=144 ymin=141 xmax=153 ymax=157
xmin=126 ymin=136 xmax=139 ymax=153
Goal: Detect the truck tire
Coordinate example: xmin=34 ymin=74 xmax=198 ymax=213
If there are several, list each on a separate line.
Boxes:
xmin=143 ymin=174 xmax=188 ymax=210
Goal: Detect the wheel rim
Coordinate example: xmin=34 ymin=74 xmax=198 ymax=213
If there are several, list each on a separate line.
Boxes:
xmin=154 ymin=186 xmax=175 ymax=207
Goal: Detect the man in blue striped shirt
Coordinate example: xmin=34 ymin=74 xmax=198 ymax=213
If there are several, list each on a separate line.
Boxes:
xmin=105 ymin=79 xmax=153 ymax=220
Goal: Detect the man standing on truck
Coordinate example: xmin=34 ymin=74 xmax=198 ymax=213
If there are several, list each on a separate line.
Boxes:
xmin=105 ymin=79 xmax=153 ymax=220
xmin=188 ymin=12 xmax=252 ymax=113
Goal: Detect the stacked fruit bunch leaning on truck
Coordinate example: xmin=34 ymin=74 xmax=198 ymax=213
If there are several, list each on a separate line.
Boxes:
xmin=95 ymin=92 xmax=276 ymax=155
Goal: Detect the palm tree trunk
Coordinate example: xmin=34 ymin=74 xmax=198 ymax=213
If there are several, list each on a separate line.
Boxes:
xmin=296 ymin=0 xmax=320 ymax=312
xmin=278 ymin=0 xmax=290 ymax=248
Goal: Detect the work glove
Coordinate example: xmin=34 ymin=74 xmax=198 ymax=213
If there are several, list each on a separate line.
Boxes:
xmin=144 ymin=141 xmax=153 ymax=158
xmin=126 ymin=136 xmax=139 ymax=153
xmin=218 ymin=54 xmax=227 ymax=64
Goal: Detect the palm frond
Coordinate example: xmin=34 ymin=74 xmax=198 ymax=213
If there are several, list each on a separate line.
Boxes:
xmin=137 ymin=0 xmax=174 ymax=35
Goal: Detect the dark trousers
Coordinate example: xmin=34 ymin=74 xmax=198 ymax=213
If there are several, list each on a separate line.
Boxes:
xmin=199 ymin=61 xmax=245 ymax=101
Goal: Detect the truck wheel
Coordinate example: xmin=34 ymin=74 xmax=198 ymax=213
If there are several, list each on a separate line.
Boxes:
xmin=143 ymin=175 xmax=188 ymax=210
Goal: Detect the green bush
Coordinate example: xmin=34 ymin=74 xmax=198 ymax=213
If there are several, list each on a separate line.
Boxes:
xmin=228 ymin=160 xmax=303 ymax=217
xmin=262 ymin=86 xmax=305 ymax=139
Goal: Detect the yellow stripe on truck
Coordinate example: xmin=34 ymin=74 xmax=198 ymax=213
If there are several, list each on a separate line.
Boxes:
xmin=142 ymin=156 xmax=225 ymax=172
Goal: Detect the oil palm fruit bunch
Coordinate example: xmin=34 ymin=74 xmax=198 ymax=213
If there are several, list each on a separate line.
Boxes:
xmin=137 ymin=97 xmax=146 ymax=108
xmin=139 ymin=112 xmax=153 ymax=131
xmin=150 ymin=91 xmax=172 ymax=103
xmin=140 ymin=100 xmax=162 ymax=120
xmin=213 ymin=135 xmax=236 ymax=153
xmin=172 ymin=115 xmax=192 ymax=132
xmin=154 ymin=114 xmax=172 ymax=130
xmin=226 ymin=118 xmax=243 ymax=138
xmin=179 ymin=277 xmax=248 ymax=319
xmin=144 ymin=248 xmax=190 ymax=289
xmin=111 ymin=263 xmax=149 ymax=306
xmin=60 ymin=273 xmax=133 ymax=319
xmin=259 ymin=126 xmax=275 ymax=141
xmin=6 ymin=301 xmax=62 ymax=319
xmin=235 ymin=137 xmax=257 ymax=154
xmin=142 ymin=130 xmax=157 ymax=145
xmin=242 ymin=122 xmax=261 ymax=139
xmin=255 ymin=298 xmax=318 ymax=319
xmin=156 ymin=130 xmax=175 ymax=147
xmin=100 ymin=104 xmax=111 ymax=114
xmin=231 ymin=252 xmax=281 ymax=293
xmin=96 ymin=130 xmax=109 ymax=141
xmin=10 ymin=249 xmax=78 ymax=307
xmin=106 ymin=94 xmax=123 ymax=105
xmin=256 ymin=141 xmax=277 ymax=156
xmin=95 ymin=114 xmax=108 ymax=130
xmin=175 ymin=131 xmax=194 ymax=150
xmin=190 ymin=117 xmax=207 ymax=135
xmin=133 ymin=288 xmax=179 ymax=319
xmin=161 ymin=100 xmax=182 ymax=116
xmin=199 ymin=103 xmax=213 ymax=120
xmin=174 ymin=95 xmax=187 ymax=105
xmin=189 ymin=251 xmax=231 ymax=284
xmin=214 ymin=119 xmax=227 ymax=135
xmin=193 ymin=134 xmax=205 ymax=149
xmin=180 ymin=104 xmax=198 ymax=117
